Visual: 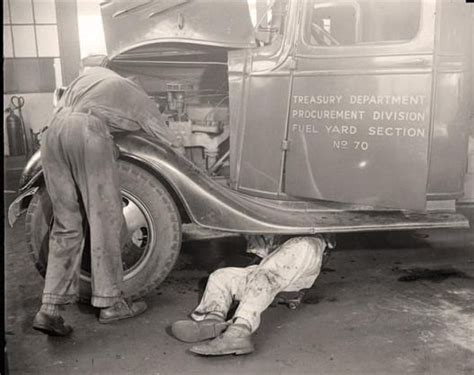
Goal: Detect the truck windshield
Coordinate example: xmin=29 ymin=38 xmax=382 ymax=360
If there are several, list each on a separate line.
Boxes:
xmin=306 ymin=0 xmax=421 ymax=46
xmin=254 ymin=0 xmax=288 ymax=46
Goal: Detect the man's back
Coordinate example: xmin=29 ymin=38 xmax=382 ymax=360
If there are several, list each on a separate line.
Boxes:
xmin=57 ymin=67 xmax=178 ymax=146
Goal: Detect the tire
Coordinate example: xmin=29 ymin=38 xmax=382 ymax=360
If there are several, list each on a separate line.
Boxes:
xmin=25 ymin=160 xmax=182 ymax=300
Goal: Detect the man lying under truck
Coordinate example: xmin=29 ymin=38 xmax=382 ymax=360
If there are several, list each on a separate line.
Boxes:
xmin=171 ymin=234 xmax=334 ymax=356
xmin=33 ymin=66 xmax=179 ymax=336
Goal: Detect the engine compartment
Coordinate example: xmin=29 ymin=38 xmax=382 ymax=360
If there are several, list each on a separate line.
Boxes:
xmin=109 ymin=44 xmax=231 ymax=175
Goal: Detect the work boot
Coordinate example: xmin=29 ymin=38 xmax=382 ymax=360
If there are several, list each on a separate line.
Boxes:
xmin=171 ymin=319 xmax=228 ymax=343
xmin=99 ymin=299 xmax=147 ymax=324
xmin=33 ymin=311 xmax=73 ymax=336
xmin=190 ymin=323 xmax=254 ymax=356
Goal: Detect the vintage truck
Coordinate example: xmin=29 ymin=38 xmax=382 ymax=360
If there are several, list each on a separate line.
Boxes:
xmin=8 ymin=0 xmax=473 ymax=300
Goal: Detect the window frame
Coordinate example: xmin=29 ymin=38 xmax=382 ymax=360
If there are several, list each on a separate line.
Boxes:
xmin=4 ymin=0 xmax=60 ymax=59
xmin=298 ymin=0 xmax=428 ymax=56
xmin=3 ymin=0 xmax=61 ymax=93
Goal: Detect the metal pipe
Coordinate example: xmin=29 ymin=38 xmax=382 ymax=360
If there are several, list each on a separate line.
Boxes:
xmin=208 ymin=150 xmax=230 ymax=174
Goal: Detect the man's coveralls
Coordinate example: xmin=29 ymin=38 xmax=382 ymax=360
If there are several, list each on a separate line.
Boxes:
xmin=41 ymin=67 xmax=177 ymax=308
xmin=190 ymin=236 xmax=327 ymax=332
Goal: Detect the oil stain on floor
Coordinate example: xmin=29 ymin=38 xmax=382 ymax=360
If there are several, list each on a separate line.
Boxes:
xmin=395 ymin=267 xmax=473 ymax=283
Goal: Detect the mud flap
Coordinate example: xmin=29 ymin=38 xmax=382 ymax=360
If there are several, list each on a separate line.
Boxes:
xmin=8 ymin=187 xmax=38 ymax=227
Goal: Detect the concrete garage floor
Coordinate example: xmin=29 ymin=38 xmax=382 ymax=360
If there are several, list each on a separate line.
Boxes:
xmin=4 ymin=187 xmax=474 ymax=374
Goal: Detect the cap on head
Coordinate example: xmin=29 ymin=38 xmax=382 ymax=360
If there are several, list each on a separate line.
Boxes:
xmin=80 ymin=54 xmax=109 ymax=74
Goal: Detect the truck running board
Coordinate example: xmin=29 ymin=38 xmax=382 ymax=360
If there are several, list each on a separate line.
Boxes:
xmin=302 ymin=210 xmax=469 ymax=234
xmin=183 ymin=211 xmax=469 ymax=240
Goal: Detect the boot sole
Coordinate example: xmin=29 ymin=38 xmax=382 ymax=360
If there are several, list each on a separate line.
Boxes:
xmin=171 ymin=321 xmax=228 ymax=343
xmin=99 ymin=304 xmax=147 ymax=324
xmin=235 ymin=348 xmax=254 ymax=355
xmin=33 ymin=323 xmax=72 ymax=337
xmin=191 ymin=345 xmax=255 ymax=356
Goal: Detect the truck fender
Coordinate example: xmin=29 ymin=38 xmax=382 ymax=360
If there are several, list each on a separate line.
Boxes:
xmin=8 ymin=186 xmax=39 ymax=227
xmin=8 ymin=133 xmax=240 ymax=231
xmin=113 ymin=133 xmax=305 ymax=234
xmin=7 ymin=133 xmax=220 ymax=229
xmin=7 ymin=150 xmax=43 ymax=227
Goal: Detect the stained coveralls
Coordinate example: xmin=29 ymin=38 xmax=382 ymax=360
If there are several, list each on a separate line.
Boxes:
xmin=191 ymin=236 xmax=327 ymax=332
xmin=41 ymin=67 xmax=177 ymax=308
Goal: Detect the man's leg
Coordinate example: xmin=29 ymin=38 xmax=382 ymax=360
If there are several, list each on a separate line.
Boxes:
xmin=191 ymin=267 xmax=250 ymax=321
xmin=68 ymin=115 xmax=146 ymax=321
xmin=171 ymin=267 xmax=250 ymax=342
xmin=234 ymin=236 xmax=326 ymax=332
xmin=33 ymin=114 xmax=86 ymax=336
xmin=189 ymin=236 xmax=326 ymax=355
xmin=72 ymin=117 xmax=123 ymax=307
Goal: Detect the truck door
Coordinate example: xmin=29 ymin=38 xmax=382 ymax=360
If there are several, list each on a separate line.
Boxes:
xmin=284 ymin=0 xmax=435 ymax=210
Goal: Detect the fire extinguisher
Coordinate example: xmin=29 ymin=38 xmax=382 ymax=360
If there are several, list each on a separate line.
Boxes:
xmin=5 ymin=96 xmax=29 ymax=156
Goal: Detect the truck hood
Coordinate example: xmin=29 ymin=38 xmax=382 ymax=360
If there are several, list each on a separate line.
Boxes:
xmin=100 ymin=0 xmax=257 ymax=60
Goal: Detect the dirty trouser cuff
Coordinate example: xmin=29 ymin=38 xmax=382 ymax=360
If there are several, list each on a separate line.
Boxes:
xmin=42 ymin=293 xmax=79 ymax=305
xmin=233 ymin=308 xmax=258 ymax=333
xmin=191 ymin=310 xmax=226 ymax=322
xmin=204 ymin=312 xmax=226 ymax=322
xmin=233 ymin=317 xmax=252 ymax=331
xmin=91 ymin=295 xmax=123 ymax=308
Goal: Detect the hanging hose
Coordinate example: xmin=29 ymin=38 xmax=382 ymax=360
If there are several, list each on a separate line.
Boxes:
xmin=10 ymin=96 xmax=25 ymax=119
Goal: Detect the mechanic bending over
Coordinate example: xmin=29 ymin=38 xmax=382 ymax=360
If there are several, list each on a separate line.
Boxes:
xmin=171 ymin=234 xmax=334 ymax=356
xmin=33 ymin=66 xmax=179 ymax=336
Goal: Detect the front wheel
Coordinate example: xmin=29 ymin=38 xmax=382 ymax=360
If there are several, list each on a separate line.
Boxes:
xmin=25 ymin=161 xmax=182 ymax=300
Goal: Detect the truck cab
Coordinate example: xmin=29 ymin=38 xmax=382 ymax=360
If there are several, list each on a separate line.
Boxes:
xmin=233 ymin=0 xmax=472 ymax=212
xmin=102 ymin=0 xmax=472 ymax=212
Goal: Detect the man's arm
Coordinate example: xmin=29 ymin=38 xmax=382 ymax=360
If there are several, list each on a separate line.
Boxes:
xmin=121 ymin=79 xmax=180 ymax=147
xmin=135 ymin=105 xmax=180 ymax=147
xmin=88 ymin=77 xmax=180 ymax=147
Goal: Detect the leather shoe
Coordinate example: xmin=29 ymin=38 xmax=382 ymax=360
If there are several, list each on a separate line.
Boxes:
xmin=190 ymin=324 xmax=254 ymax=356
xmin=33 ymin=311 xmax=73 ymax=337
xmin=171 ymin=319 xmax=228 ymax=343
xmin=99 ymin=299 xmax=147 ymax=324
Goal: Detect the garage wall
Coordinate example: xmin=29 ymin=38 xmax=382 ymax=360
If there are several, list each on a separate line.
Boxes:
xmin=3 ymin=0 xmax=80 ymax=156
